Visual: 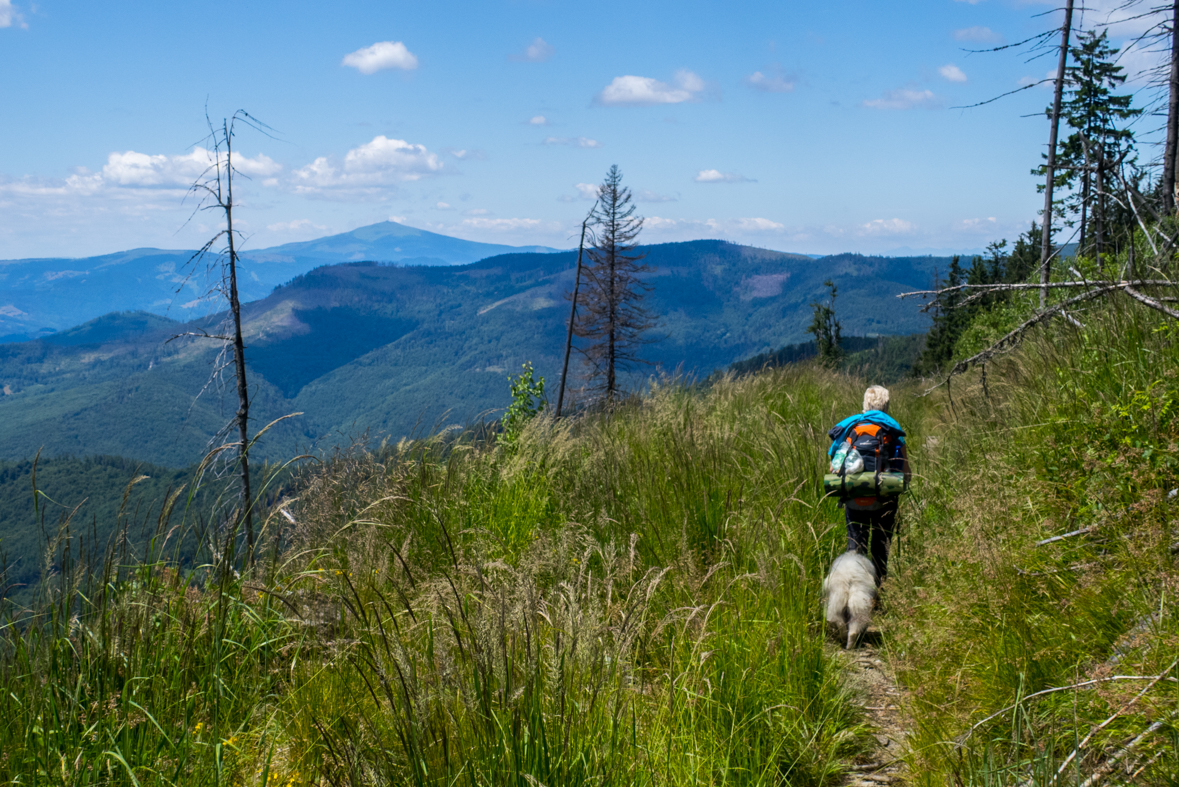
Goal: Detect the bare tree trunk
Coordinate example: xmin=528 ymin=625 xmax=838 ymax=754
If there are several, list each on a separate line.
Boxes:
xmin=1095 ymin=158 xmax=1105 ymax=268
xmin=223 ymin=122 xmax=254 ymax=562
xmin=1165 ymin=0 xmax=1179 ymax=215
xmin=1080 ymin=164 xmax=1090 ymax=257
xmin=555 ymin=217 xmax=590 ymax=418
xmin=607 ymin=235 xmax=616 ymax=402
xmin=1040 ymin=0 xmax=1075 ymax=309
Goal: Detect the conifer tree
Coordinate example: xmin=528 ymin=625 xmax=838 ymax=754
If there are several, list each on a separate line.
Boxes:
xmin=1053 ymin=30 xmax=1140 ymax=260
xmin=914 ymin=256 xmax=968 ymax=375
xmin=573 ymin=165 xmax=655 ymax=403
xmin=806 ymin=280 xmax=843 ymax=365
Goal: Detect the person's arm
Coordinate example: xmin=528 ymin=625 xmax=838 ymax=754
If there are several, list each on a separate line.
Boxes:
xmin=900 ymin=444 xmax=911 ymax=484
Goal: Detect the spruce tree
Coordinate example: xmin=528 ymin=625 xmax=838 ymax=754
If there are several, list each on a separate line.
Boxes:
xmin=574 ymin=165 xmax=656 ymax=403
xmin=1053 ymin=30 xmax=1140 ymax=260
xmin=806 ymin=280 xmax=843 ymax=365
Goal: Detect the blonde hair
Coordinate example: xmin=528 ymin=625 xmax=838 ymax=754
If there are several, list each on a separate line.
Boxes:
xmin=863 ymin=385 xmax=890 ymax=413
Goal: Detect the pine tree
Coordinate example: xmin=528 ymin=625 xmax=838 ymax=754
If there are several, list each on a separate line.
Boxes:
xmin=574 ymin=165 xmax=656 ymax=403
xmin=914 ymin=256 xmax=968 ymax=375
xmin=1053 ymin=30 xmax=1140 ymax=260
xmin=806 ymin=280 xmax=843 ymax=365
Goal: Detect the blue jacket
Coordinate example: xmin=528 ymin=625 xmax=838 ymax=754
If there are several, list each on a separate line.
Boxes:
xmin=827 ymin=410 xmax=906 ymax=457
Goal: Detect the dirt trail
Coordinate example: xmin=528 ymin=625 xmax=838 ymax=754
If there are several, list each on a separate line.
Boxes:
xmin=841 ymin=630 xmax=910 ymax=786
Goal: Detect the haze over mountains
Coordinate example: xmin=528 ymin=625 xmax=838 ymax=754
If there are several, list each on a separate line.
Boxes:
xmin=0 ymin=232 xmax=947 ymax=466
xmin=0 ymin=221 xmax=558 ymax=339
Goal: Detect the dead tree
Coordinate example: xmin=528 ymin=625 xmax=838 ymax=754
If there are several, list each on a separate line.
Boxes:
xmin=573 ymin=165 xmax=656 ymax=403
xmin=555 ymin=205 xmax=597 ymax=419
xmin=1040 ymin=0 xmax=1076 ymax=309
xmin=179 ymin=110 xmax=270 ymax=565
xmin=1166 ymin=1 xmax=1179 ymax=213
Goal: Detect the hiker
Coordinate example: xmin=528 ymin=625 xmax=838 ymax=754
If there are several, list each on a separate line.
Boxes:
xmin=827 ymin=385 xmax=911 ymax=584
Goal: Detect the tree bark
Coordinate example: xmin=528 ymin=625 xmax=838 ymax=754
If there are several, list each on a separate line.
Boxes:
xmin=1164 ymin=0 xmax=1179 ymax=215
xmin=555 ymin=217 xmax=589 ymax=418
xmin=224 ymin=122 xmax=254 ymax=562
xmin=606 ymin=220 xmax=617 ymax=403
xmin=1040 ymin=0 xmax=1075 ymax=309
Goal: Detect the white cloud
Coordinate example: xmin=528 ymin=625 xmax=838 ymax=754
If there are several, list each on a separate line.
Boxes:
xmin=543 ymin=136 xmax=602 ymax=148
xmin=464 ymin=208 xmax=490 ymax=216
xmin=636 ymin=189 xmax=677 ymax=203
xmin=462 ymin=217 xmax=547 ymax=231
xmin=341 ymin=41 xmax=419 ymax=74
xmin=1085 ymin=0 xmax=1160 ymax=36
xmin=0 ymin=0 xmax=26 ymax=29
xmin=641 ymin=216 xmax=786 ymax=238
xmin=558 ymin=183 xmax=602 ymax=202
xmin=510 ymin=37 xmax=554 ymax=63
xmin=101 ymin=148 xmax=281 ymax=188
xmin=863 ymin=88 xmax=940 ymax=110
xmin=939 ymin=64 xmax=967 ymax=83
xmin=435 ymin=201 xmax=453 ymax=210
xmin=1117 ymin=38 xmax=1168 ymax=85
xmin=266 ymin=219 xmax=327 ymax=233
xmin=444 ymin=148 xmax=485 ymax=160
xmin=953 ymin=26 xmax=1001 ymax=43
xmin=734 ymin=217 xmax=784 ymax=231
xmin=859 ymin=218 xmax=915 ymax=236
xmin=595 ymin=70 xmax=706 ymax=106
xmin=290 ymin=136 xmax=442 ymax=195
xmin=957 ymin=217 xmax=997 ymax=232
xmin=529 ymin=115 xmax=549 ymax=126
xmin=694 ymin=169 xmax=753 ymax=183
xmin=746 ymin=66 xmax=795 ymax=93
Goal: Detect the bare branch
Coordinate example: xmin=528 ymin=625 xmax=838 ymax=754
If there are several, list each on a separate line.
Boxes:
xmin=951 ymin=80 xmax=1053 ymax=110
xmin=1125 ymin=285 xmax=1179 ymax=317
xmin=921 ymin=284 xmax=1123 ymax=395
xmin=898 ymin=279 xmax=1176 ymax=300
xmin=165 ymin=331 xmax=232 ymax=344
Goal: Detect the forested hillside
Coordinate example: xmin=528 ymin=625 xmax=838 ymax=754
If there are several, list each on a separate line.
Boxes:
xmin=0 ymin=221 xmax=560 ymax=339
xmin=0 ymin=240 xmax=941 ymax=466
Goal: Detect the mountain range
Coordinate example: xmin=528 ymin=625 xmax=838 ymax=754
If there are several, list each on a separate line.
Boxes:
xmin=0 ymin=221 xmax=558 ymax=340
xmin=0 ymin=237 xmax=946 ymax=466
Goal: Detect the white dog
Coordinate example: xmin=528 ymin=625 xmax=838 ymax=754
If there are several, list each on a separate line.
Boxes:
xmin=822 ymin=551 xmax=878 ymax=649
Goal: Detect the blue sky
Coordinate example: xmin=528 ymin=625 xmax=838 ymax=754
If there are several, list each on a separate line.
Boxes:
xmin=0 ymin=0 xmax=1166 ymax=259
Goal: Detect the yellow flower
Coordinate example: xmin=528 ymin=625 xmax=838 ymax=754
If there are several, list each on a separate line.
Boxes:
xmin=192 ymin=722 xmax=203 ymax=734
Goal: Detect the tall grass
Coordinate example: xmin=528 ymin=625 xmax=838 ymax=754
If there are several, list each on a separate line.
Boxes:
xmin=889 ymin=294 xmax=1179 ymax=785
xmin=289 ymin=368 xmax=871 ymax=786
xmin=0 ymin=365 xmax=876 ymax=785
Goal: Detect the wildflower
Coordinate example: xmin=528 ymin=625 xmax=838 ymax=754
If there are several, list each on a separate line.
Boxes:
xmin=192 ymin=722 xmax=203 ymax=734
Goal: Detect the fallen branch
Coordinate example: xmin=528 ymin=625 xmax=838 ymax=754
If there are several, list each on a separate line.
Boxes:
xmin=955 ymin=673 xmax=1179 ymax=748
xmin=897 ymin=279 xmax=1175 ymax=301
xmin=1036 ymin=526 xmax=1096 ymax=546
xmin=1124 ymin=286 xmax=1179 ymax=320
xmin=1076 ymin=714 xmax=1175 ymax=787
xmin=922 ymin=285 xmax=1122 ymax=395
xmin=1047 ymin=658 xmax=1178 ymax=785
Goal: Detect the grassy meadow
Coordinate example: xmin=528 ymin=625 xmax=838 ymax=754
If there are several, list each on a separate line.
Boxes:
xmin=886 ymin=296 xmax=1179 ymax=784
xmin=3 ymin=288 xmax=1179 ymax=785
xmin=0 ymin=365 xmax=879 ymax=786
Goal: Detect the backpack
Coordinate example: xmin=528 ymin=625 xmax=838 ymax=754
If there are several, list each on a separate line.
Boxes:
xmin=827 ymin=412 xmax=906 ymax=510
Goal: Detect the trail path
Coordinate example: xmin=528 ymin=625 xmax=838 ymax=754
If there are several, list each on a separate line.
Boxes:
xmin=841 ymin=629 xmax=910 ymax=786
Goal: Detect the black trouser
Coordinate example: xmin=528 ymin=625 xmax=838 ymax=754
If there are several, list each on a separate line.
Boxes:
xmin=845 ymin=499 xmax=898 ymax=584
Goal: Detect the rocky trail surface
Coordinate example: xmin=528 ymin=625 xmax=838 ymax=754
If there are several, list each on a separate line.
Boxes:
xmin=842 ymin=630 xmax=910 ymax=786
